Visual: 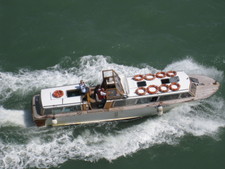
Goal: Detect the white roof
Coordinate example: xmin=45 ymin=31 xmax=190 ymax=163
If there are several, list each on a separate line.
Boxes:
xmin=126 ymin=71 xmax=190 ymax=98
xmin=40 ymin=71 xmax=190 ymax=109
xmin=41 ymin=84 xmax=82 ymax=109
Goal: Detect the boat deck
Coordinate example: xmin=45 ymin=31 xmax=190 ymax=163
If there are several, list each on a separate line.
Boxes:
xmin=190 ymin=74 xmax=220 ymax=100
xmin=32 ymin=71 xmax=220 ymax=127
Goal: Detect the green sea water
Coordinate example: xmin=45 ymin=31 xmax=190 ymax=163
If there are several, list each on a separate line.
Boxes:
xmin=0 ymin=0 xmax=225 ymax=168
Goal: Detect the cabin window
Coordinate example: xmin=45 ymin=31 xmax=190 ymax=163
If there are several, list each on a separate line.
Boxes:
xmin=137 ymin=97 xmax=158 ymax=104
xmin=137 ymin=98 xmax=150 ymax=104
xmin=114 ymin=100 xmax=126 ymax=107
xmin=44 ymin=105 xmax=81 ymax=115
xmin=151 ymin=97 xmax=158 ymax=102
xmin=113 ymin=99 xmax=137 ymax=107
xmin=180 ymin=92 xmax=192 ymax=98
xmin=44 ymin=109 xmax=53 ymax=115
xmin=159 ymin=94 xmax=179 ymax=101
xmin=74 ymin=105 xmax=81 ymax=111
xmin=52 ymin=108 xmax=63 ymax=114
xmin=126 ymin=99 xmax=137 ymax=105
xmin=63 ymin=105 xmax=81 ymax=112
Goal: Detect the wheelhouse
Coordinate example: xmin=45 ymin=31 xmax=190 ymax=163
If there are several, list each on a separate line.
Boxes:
xmin=101 ymin=69 xmax=125 ymax=99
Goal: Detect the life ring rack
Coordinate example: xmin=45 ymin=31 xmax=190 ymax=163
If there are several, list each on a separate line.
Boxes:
xmin=166 ymin=71 xmax=177 ymax=77
xmin=156 ymin=72 xmax=166 ymax=78
xmin=53 ymin=90 xmax=64 ymax=98
xmin=147 ymin=85 xmax=158 ymax=94
xmin=159 ymin=84 xmax=169 ymax=93
xmin=133 ymin=74 xmax=144 ymax=81
xmin=135 ymin=87 xmax=146 ymax=96
xmin=144 ymin=73 xmax=155 ymax=81
xmin=169 ymin=82 xmax=180 ymax=91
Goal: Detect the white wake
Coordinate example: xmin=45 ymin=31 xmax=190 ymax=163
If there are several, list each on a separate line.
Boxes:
xmin=0 ymin=55 xmax=224 ymax=169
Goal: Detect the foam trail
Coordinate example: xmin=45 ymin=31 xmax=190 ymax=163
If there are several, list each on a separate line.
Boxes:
xmin=0 ymin=106 xmax=25 ymax=127
xmin=0 ymin=68 xmax=79 ymax=102
xmin=78 ymin=55 xmax=158 ymax=84
xmin=0 ymin=97 xmax=224 ymax=169
xmin=164 ymin=57 xmax=224 ymax=81
xmin=0 ymin=55 xmax=224 ymax=169
xmin=0 ymin=107 xmax=34 ymax=127
xmin=0 ymin=55 xmax=157 ymax=102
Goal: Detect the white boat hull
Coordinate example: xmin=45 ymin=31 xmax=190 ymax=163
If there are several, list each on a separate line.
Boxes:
xmin=32 ymin=73 xmax=220 ymax=127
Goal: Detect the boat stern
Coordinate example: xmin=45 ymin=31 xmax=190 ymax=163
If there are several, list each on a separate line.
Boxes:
xmin=32 ymin=95 xmax=47 ymax=127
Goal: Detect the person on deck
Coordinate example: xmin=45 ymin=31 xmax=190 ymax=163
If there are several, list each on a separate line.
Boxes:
xmin=96 ymin=88 xmax=107 ymax=107
xmin=79 ymin=80 xmax=89 ymax=95
xmin=78 ymin=80 xmax=90 ymax=102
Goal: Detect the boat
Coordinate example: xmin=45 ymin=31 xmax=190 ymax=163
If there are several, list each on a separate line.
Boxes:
xmin=32 ymin=69 xmax=220 ymax=127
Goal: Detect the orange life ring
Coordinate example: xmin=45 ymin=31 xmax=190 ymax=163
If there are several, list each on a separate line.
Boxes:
xmin=159 ymin=84 xmax=169 ymax=92
xmin=169 ymin=82 xmax=180 ymax=91
xmin=166 ymin=71 xmax=177 ymax=77
xmin=156 ymin=72 xmax=166 ymax=78
xmin=53 ymin=90 xmax=64 ymax=98
xmin=135 ymin=87 xmax=146 ymax=95
xmin=133 ymin=74 xmax=144 ymax=81
xmin=147 ymin=85 xmax=158 ymax=94
xmin=144 ymin=73 xmax=155 ymax=81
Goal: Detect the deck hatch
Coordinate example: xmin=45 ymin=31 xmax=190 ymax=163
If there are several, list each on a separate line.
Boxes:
xmin=170 ymin=76 xmax=179 ymax=83
xmin=67 ymin=89 xmax=81 ymax=97
xmin=137 ymin=81 xmax=147 ymax=87
xmin=161 ymin=76 xmax=179 ymax=84
xmin=161 ymin=78 xmax=170 ymax=84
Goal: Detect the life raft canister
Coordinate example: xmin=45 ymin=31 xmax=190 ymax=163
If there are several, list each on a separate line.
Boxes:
xmin=53 ymin=90 xmax=64 ymax=98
